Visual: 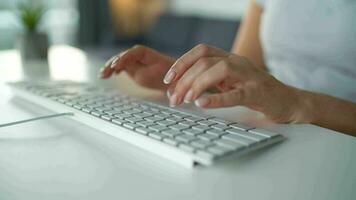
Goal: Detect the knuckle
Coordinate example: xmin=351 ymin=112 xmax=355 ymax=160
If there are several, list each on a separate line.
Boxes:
xmin=196 ymin=58 xmax=211 ymax=69
xmin=219 ymin=60 xmax=231 ymax=76
xmin=196 ymin=43 xmax=211 ymax=55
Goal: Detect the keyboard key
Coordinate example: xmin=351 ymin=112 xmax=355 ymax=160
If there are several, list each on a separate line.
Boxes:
xmin=190 ymin=139 xmax=213 ymax=149
xmin=197 ymin=120 xmax=216 ymax=126
xmin=112 ymin=118 xmax=126 ymax=125
xmin=163 ymin=138 xmax=179 ymax=146
xmin=172 ymin=112 xmax=189 ymax=118
xmin=155 ymin=113 xmax=170 ymax=119
xmin=101 ymin=114 xmax=113 ymax=121
xmin=196 ymin=150 xmax=215 ymax=160
xmin=229 ymin=123 xmax=254 ymax=131
xmin=214 ymin=139 xmax=246 ymax=150
xmin=211 ymin=124 xmax=230 ymax=130
xmin=125 ymin=117 xmax=143 ymax=123
xmin=104 ymin=110 xmax=122 ymax=116
xmin=157 ymin=120 xmax=176 ymax=126
xmin=137 ymin=121 xmax=155 ymax=127
xmin=91 ymin=111 xmax=104 ymax=117
xmin=166 ymin=116 xmax=184 ymax=123
xmin=123 ymin=122 xmax=140 ymax=130
xmin=148 ymin=132 xmax=166 ymax=140
xmin=178 ymin=144 xmax=195 ymax=153
xmin=135 ymin=127 xmax=152 ymax=135
xmin=133 ymin=112 xmax=152 ymax=118
xmin=175 ymin=134 xmax=197 ymax=143
xmin=149 ymin=125 xmax=169 ymax=132
xmin=161 ymin=129 xmax=182 ymax=137
xmin=170 ymin=124 xmax=190 ymax=131
xmin=184 ymin=116 xmax=204 ymax=122
xmin=183 ymin=128 xmax=204 ymax=136
xmin=207 ymin=146 xmax=231 ymax=156
xmin=208 ymin=118 xmax=232 ymax=125
xmin=145 ymin=116 xmax=164 ymax=122
xmin=222 ymin=134 xmax=256 ymax=146
xmin=206 ymin=129 xmax=226 ymax=136
xmin=192 ymin=125 xmax=211 ymax=131
xmin=114 ymin=113 xmax=132 ymax=119
xmin=248 ymin=129 xmax=279 ymax=138
xmin=178 ymin=120 xmax=196 ymax=127
xmin=198 ymin=133 xmax=219 ymax=141
xmin=226 ymin=128 xmax=267 ymax=141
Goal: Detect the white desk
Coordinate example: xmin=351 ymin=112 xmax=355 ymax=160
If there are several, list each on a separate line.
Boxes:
xmin=0 ymin=46 xmax=355 ymax=200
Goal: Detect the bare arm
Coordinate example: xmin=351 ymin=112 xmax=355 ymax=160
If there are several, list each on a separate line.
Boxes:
xmin=232 ymin=0 xmax=266 ymax=70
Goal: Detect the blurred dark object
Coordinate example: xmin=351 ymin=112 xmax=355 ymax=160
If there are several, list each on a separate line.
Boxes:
xmin=77 ymin=0 xmax=239 ymax=57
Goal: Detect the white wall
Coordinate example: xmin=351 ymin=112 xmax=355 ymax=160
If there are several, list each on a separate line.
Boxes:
xmin=168 ymin=0 xmax=248 ymax=20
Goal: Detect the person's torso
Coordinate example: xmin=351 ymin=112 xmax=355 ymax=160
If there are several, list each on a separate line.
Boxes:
xmin=260 ymin=0 xmax=356 ymax=102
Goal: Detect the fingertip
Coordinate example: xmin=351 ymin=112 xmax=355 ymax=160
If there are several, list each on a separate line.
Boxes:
xmin=194 ymin=97 xmax=210 ymax=108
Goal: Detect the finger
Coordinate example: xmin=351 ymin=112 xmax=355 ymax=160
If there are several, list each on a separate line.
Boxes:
xmin=100 ymin=55 xmax=119 ymax=79
xmin=195 ymin=89 xmax=244 ymax=108
xmin=188 ymin=60 xmax=234 ymax=102
xmin=171 ymin=57 xmax=222 ymax=106
xmin=163 ymin=44 xmax=229 ymax=84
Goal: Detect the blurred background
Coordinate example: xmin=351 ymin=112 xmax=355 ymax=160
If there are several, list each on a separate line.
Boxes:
xmin=0 ymin=0 xmax=248 ymax=85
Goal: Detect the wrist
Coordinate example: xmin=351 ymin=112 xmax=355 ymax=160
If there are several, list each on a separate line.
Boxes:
xmin=292 ymin=88 xmax=316 ymax=124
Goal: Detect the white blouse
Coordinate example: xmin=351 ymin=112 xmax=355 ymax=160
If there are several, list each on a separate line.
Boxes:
xmin=255 ymin=0 xmax=356 ymax=102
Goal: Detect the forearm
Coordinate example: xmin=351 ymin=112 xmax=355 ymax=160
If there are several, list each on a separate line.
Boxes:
xmin=298 ymin=90 xmax=356 ymax=136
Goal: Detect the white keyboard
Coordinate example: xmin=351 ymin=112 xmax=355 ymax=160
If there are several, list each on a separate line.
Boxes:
xmin=9 ymin=81 xmax=284 ymax=168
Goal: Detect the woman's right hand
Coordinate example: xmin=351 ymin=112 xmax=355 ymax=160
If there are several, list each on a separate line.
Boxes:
xmin=100 ymin=45 xmax=175 ymax=90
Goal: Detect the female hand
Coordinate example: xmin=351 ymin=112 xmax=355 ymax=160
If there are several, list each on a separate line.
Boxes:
xmin=164 ymin=44 xmax=310 ymax=123
xmin=100 ymin=45 xmax=175 ymax=90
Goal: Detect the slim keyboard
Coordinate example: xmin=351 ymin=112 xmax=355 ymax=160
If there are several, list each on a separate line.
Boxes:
xmin=8 ymin=81 xmax=284 ymax=168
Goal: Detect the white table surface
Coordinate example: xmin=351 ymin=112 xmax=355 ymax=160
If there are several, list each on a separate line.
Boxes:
xmin=0 ymin=46 xmax=355 ymax=200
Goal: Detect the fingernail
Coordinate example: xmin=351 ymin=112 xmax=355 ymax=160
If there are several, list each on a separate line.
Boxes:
xmin=110 ymin=56 xmax=119 ymax=69
xmin=184 ymin=90 xmax=194 ymax=103
xmin=194 ymin=97 xmax=210 ymax=107
xmin=166 ymin=90 xmax=172 ymax=98
xmin=169 ymin=93 xmax=178 ymax=107
xmin=163 ymin=70 xmax=176 ymax=84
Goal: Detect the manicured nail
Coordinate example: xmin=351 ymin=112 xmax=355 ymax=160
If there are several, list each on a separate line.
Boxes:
xmin=184 ymin=90 xmax=194 ymax=103
xmin=169 ymin=93 xmax=178 ymax=107
xmin=110 ymin=56 xmax=119 ymax=69
xmin=194 ymin=97 xmax=210 ymax=107
xmin=163 ymin=70 xmax=176 ymax=84
xmin=166 ymin=90 xmax=172 ymax=98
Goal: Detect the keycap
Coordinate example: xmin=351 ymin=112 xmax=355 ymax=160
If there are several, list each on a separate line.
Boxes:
xmin=161 ymin=129 xmax=182 ymax=137
xmin=104 ymin=110 xmax=122 ymax=116
xmin=101 ymin=114 xmax=113 ymax=121
xmin=175 ymin=134 xmax=197 ymax=143
xmin=123 ymin=109 xmax=142 ymax=115
xmin=133 ymin=112 xmax=152 ymax=118
xmin=125 ymin=117 xmax=143 ymax=123
xmin=163 ymin=138 xmax=179 ymax=146
xmin=190 ymin=139 xmax=213 ymax=149
xmin=208 ymin=118 xmax=232 ymax=125
xmin=155 ymin=113 xmax=170 ymax=118
xmin=206 ymin=129 xmax=226 ymax=136
xmin=145 ymin=116 xmax=164 ymax=122
xmin=166 ymin=116 xmax=183 ymax=122
xmin=136 ymin=120 xmax=155 ymax=127
xmin=148 ymin=132 xmax=166 ymax=140
xmin=229 ymin=123 xmax=254 ymax=131
xmin=149 ymin=125 xmax=169 ymax=132
xmin=136 ymin=127 xmax=152 ymax=135
xmin=192 ymin=125 xmax=211 ymax=131
xmin=211 ymin=124 xmax=230 ymax=130
xmin=198 ymin=133 xmax=219 ymax=141
xmin=248 ymin=129 xmax=279 ymax=138
xmin=114 ymin=113 xmax=132 ymax=119
xmin=196 ymin=150 xmax=215 ymax=160
xmin=222 ymin=134 xmax=256 ymax=146
xmin=91 ymin=111 xmax=104 ymax=117
xmin=185 ymin=116 xmax=204 ymax=122
xmin=178 ymin=120 xmax=196 ymax=127
xmin=197 ymin=120 xmax=216 ymax=126
xmin=226 ymin=128 xmax=267 ymax=141
xmin=178 ymin=144 xmax=195 ymax=153
xmin=214 ymin=139 xmax=246 ymax=150
xmin=207 ymin=146 xmax=231 ymax=156
xmin=156 ymin=120 xmax=176 ymax=126
xmin=172 ymin=112 xmax=189 ymax=118
xmin=170 ymin=124 xmax=190 ymax=131
xmin=112 ymin=118 xmax=126 ymax=125
xmin=123 ymin=122 xmax=140 ymax=130
xmin=183 ymin=128 xmax=204 ymax=136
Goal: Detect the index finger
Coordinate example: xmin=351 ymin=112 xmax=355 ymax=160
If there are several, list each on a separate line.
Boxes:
xmin=163 ymin=44 xmax=229 ymax=84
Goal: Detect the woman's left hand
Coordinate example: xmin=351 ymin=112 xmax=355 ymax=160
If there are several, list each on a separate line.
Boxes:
xmin=163 ymin=44 xmax=310 ymax=123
